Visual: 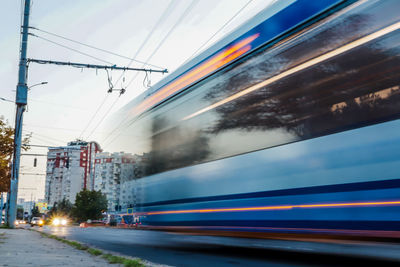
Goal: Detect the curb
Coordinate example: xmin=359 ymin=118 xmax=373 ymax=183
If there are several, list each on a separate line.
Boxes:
xmin=27 ymin=228 xmax=150 ymax=267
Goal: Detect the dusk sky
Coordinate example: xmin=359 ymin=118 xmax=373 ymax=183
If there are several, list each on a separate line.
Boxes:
xmin=0 ymin=0 xmax=275 ymax=201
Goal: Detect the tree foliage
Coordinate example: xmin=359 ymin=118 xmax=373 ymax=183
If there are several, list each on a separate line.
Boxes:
xmin=31 ymin=205 xmax=40 ymax=217
xmin=0 ymin=116 xmax=30 ymax=192
xmin=17 ymin=207 xmax=24 ymax=219
xmin=71 ymin=190 xmax=107 ymax=222
xmin=48 ymin=198 xmax=73 ymax=217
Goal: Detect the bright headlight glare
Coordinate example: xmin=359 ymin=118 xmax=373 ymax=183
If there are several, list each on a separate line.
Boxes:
xmin=39 ymin=220 xmax=44 ymax=225
xmin=53 ymin=218 xmax=60 ymax=226
xmin=61 ymin=219 xmax=67 ymax=225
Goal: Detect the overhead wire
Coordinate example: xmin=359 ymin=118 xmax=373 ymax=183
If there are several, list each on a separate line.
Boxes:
xmin=29 ymin=98 xmax=89 ymax=111
xmin=113 ymin=0 xmax=177 ymax=88
xmin=30 ymin=33 xmax=112 ymax=140
xmin=30 ymin=34 xmax=114 ymax=65
xmin=102 ymin=0 xmax=253 ymax=148
xmin=185 ymin=0 xmax=255 ymax=62
xmin=24 ymin=124 xmax=85 ymax=133
xmin=85 ymin=95 xmax=120 ymax=140
xmin=101 ymin=0 xmax=198 ymax=147
xmin=28 ymin=4 xmax=173 ymax=141
xmin=28 ymin=134 xmax=60 ymax=146
xmin=125 ymin=0 xmax=198 ymax=89
xmin=30 ymin=131 xmax=68 ymax=144
xmin=105 ymin=0 xmax=267 ymax=146
xmin=82 ymin=0 xmax=179 ymax=141
xmin=29 ymin=26 xmax=166 ymax=70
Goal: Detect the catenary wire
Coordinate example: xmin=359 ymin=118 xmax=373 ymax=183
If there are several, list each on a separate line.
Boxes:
xmin=100 ymin=0 xmax=198 ymax=146
xmin=31 ymin=131 xmax=68 ymax=144
xmin=78 ymin=95 xmax=108 ymax=139
xmin=85 ymin=95 xmax=120 ymax=140
xmin=125 ymin=0 xmax=198 ymax=89
xmin=104 ymin=0 xmax=273 ymax=148
xmin=185 ymin=0 xmax=255 ymax=62
xmin=28 ymin=134 xmax=61 ymax=146
xmin=29 ymin=26 xmax=166 ymax=70
xmin=78 ymin=0 xmax=176 ymax=140
xmin=31 ymin=34 xmax=114 ymax=65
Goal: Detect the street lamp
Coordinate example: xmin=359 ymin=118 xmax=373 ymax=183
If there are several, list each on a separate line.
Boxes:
xmin=28 ymin=81 xmax=48 ymax=90
xmin=0 ymin=97 xmax=14 ymax=103
xmin=11 ymin=82 xmax=48 ymax=92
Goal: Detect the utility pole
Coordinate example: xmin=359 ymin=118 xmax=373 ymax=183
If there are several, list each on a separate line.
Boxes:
xmin=7 ymin=0 xmax=31 ymax=228
xmin=0 ymin=193 xmax=4 ymax=224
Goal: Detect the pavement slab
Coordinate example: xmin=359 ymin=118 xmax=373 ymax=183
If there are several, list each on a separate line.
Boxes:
xmin=0 ymin=228 xmax=122 ymax=267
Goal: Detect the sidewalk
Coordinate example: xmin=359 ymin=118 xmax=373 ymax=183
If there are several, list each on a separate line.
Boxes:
xmin=0 ymin=228 xmax=122 ymax=267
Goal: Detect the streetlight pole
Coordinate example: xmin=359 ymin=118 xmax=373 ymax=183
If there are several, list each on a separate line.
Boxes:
xmin=7 ymin=0 xmax=31 ymax=228
xmin=28 ymin=81 xmax=48 ymax=90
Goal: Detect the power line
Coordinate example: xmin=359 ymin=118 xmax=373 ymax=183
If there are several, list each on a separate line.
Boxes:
xmin=28 ymin=132 xmax=67 ymax=145
xmin=0 ymin=97 xmax=14 ymax=103
xmin=28 ymin=36 xmax=167 ymax=141
xmin=85 ymin=95 xmax=120 ymax=140
xmin=29 ymin=98 xmax=89 ymax=111
xmin=104 ymin=0 xmax=259 ymax=147
xmin=102 ymin=0 xmax=199 ymax=146
xmin=23 ymin=144 xmax=54 ymax=148
xmin=24 ymin=124 xmax=87 ymax=132
xmin=30 ymin=33 xmax=114 ymax=65
xmin=78 ymin=95 xmax=108 ymax=139
xmin=29 ymin=26 xmax=166 ymax=70
xmin=125 ymin=0 xmax=198 ymax=89
xmin=186 ymin=0 xmax=254 ymax=61
xmin=28 ymin=135 xmax=60 ymax=146
xmin=79 ymin=0 xmax=177 ymax=140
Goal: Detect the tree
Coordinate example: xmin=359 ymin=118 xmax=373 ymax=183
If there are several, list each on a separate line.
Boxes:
xmin=31 ymin=205 xmax=40 ymax=217
xmin=71 ymin=190 xmax=107 ymax=223
xmin=48 ymin=198 xmax=73 ymax=217
xmin=17 ymin=207 xmax=24 ymax=220
xmin=0 ymin=116 xmax=30 ymax=192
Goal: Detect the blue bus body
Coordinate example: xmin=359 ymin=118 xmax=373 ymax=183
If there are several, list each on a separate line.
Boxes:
xmin=107 ymin=0 xmax=400 ymax=238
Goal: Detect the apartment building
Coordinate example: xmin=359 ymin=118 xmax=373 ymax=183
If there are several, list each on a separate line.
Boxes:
xmin=45 ymin=140 xmax=101 ymax=206
xmin=94 ymin=152 xmax=137 ymax=212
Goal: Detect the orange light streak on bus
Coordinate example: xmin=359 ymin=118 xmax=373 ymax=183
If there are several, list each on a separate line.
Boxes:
xmin=145 ymin=200 xmax=400 ymax=215
xmin=131 ymin=33 xmax=260 ymax=116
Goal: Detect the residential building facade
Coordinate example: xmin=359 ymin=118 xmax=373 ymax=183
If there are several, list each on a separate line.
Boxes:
xmin=45 ymin=141 xmax=101 ymax=206
xmin=94 ymin=152 xmax=137 ymax=212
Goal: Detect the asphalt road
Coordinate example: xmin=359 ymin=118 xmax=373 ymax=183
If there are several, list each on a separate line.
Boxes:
xmin=34 ymin=226 xmax=400 ymax=267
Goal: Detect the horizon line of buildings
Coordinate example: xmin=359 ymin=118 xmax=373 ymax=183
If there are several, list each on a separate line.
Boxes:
xmin=44 ymin=140 xmax=141 ymax=212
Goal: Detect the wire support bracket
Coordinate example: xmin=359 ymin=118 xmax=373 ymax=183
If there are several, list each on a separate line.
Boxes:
xmin=27 ymin=58 xmax=168 ymax=74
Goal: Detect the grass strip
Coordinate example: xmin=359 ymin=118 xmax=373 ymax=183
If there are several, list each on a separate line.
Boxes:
xmin=102 ymin=253 xmax=144 ymax=267
xmin=34 ymin=229 xmax=144 ymax=266
xmin=88 ymin=248 xmax=103 ymax=256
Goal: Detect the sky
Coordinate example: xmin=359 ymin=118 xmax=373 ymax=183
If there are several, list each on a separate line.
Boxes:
xmin=0 ymin=0 xmax=275 ymax=201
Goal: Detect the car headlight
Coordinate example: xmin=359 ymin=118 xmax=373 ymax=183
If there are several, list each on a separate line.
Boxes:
xmin=15 ymin=221 xmax=19 ymax=225
xmin=53 ymin=218 xmax=60 ymax=226
xmin=61 ymin=219 xmax=67 ymax=225
xmin=38 ymin=220 xmax=44 ymax=225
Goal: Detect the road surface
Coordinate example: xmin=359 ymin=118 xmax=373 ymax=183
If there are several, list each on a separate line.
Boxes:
xmin=35 ymin=226 xmax=400 ymax=266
